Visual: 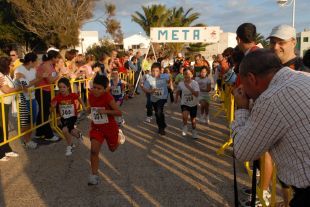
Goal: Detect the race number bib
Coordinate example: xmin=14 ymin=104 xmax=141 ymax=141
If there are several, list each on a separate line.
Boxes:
xmin=182 ymin=93 xmax=194 ymax=105
xmin=112 ymin=86 xmax=122 ymax=96
xmin=59 ymin=104 xmax=75 ymax=119
xmin=91 ymin=107 xmax=109 ymax=124
xmin=153 ymin=88 xmax=164 ymax=99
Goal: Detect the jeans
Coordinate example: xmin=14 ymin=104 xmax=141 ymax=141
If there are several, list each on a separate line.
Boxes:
xmin=146 ymin=93 xmax=153 ymax=117
xmin=152 ymin=99 xmax=167 ymax=130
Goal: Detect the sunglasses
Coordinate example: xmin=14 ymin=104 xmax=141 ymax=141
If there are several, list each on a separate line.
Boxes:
xmin=10 ymin=54 xmax=16 ymax=56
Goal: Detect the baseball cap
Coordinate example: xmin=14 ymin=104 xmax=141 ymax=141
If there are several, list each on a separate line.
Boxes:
xmin=268 ymin=24 xmax=296 ymax=40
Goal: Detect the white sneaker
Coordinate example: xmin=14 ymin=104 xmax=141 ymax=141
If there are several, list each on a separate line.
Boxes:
xmin=262 ymin=190 xmax=270 ymax=206
xmin=200 ymin=116 xmax=206 ymax=123
xmin=88 ymin=174 xmax=99 ymax=185
xmin=206 ymin=115 xmax=210 ymax=124
xmin=65 ymin=145 xmax=73 ymax=156
xmin=26 ymin=141 xmax=38 ymax=149
xmin=192 ymin=129 xmax=198 ymax=139
xmin=0 ymin=156 xmax=9 ymax=162
xmin=145 ymin=116 xmax=152 ymax=123
xmin=118 ymin=129 xmax=126 ymax=145
xmin=182 ymin=125 xmax=188 ymax=136
xmin=47 ymin=135 xmax=60 ymax=142
xmin=5 ymin=152 xmax=19 ymax=157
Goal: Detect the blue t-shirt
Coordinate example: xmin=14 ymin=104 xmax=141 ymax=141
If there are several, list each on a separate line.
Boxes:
xmin=144 ymin=75 xmax=168 ymax=102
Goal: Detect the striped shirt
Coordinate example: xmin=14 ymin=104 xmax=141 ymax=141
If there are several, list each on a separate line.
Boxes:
xmin=232 ymin=67 xmax=310 ymax=188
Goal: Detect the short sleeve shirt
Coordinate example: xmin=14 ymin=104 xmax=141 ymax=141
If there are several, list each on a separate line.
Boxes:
xmin=195 ymin=77 xmax=211 ymax=97
xmin=144 ymin=75 xmax=168 ymax=102
xmin=177 ymin=80 xmax=200 ymax=107
xmin=52 ymin=93 xmax=79 ymax=119
xmin=14 ymin=65 xmax=36 ymax=100
xmin=88 ymin=92 xmax=116 ymax=126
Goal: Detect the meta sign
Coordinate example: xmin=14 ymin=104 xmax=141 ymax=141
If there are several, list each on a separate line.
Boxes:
xmin=150 ymin=27 xmax=220 ymax=43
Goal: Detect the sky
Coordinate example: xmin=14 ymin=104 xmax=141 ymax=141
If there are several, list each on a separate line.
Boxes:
xmin=82 ymin=0 xmax=310 ymax=39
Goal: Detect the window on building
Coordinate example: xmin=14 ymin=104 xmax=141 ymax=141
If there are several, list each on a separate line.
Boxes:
xmin=304 ymin=37 xmax=309 ymax=42
xmin=132 ymin=45 xmax=140 ymax=49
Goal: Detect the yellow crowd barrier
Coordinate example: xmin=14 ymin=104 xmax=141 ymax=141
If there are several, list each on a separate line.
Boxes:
xmin=0 ymin=71 xmax=135 ymax=146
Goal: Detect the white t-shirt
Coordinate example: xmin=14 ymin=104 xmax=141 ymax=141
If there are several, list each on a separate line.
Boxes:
xmin=195 ymin=77 xmax=211 ymax=97
xmin=14 ymin=65 xmax=36 ymax=100
xmin=0 ymin=72 xmax=15 ymax=104
xmin=177 ymin=80 xmax=200 ymax=107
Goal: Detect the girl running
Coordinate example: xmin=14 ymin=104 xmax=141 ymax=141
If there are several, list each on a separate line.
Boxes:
xmin=51 ymin=78 xmax=86 ymax=156
xmin=175 ymin=69 xmax=200 ymax=139
xmin=195 ymin=66 xmax=211 ymax=124
xmin=87 ymin=74 xmax=125 ymax=185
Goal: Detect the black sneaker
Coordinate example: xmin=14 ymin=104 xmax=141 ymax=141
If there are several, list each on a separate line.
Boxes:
xmin=158 ymin=129 xmax=166 ymax=136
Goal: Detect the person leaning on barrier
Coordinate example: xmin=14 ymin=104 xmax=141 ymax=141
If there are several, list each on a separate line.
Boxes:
xmin=232 ymin=49 xmax=310 ymax=207
xmin=0 ymin=56 xmax=22 ymax=161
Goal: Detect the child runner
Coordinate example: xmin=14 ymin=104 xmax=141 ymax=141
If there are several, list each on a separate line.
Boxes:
xmin=110 ymin=69 xmax=126 ymax=125
xmin=141 ymin=62 xmax=168 ymax=135
xmin=51 ymin=78 xmax=86 ymax=156
xmin=140 ymin=69 xmax=153 ymax=123
xmin=87 ymin=74 xmax=125 ymax=185
xmin=195 ymin=66 xmax=211 ymax=124
xmin=175 ymin=69 xmax=200 ymax=139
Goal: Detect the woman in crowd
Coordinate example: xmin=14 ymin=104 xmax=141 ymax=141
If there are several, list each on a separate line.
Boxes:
xmin=0 ymin=56 xmax=21 ymax=161
xmin=35 ymin=50 xmax=60 ymax=142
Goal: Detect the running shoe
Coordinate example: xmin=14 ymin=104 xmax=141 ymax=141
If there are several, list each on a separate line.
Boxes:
xmin=192 ymin=129 xmax=198 ymax=139
xmin=88 ymin=174 xmax=99 ymax=185
xmin=5 ymin=152 xmax=19 ymax=157
xmin=26 ymin=140 xmax=38 ymax=149
xmin=65 ymin=145 xmax=73 ymax=156
xmin=182 ymin=125 xmax=188 ymax=136
xmin=119 ymin=129 xmax=126 ymax=144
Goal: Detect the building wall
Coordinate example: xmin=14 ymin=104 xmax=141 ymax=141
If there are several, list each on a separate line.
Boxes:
xmin=297 ymin=30 xmax=310 ymax=57
xmin=203 ymin=32 xmax=237 ymax=60
xmin=75 ymin=31 xmax=99 ymax=54
xmin=123 ymin=34 xmax=150 ymax=51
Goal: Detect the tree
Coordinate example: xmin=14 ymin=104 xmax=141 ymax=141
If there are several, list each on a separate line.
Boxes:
xmin=102 ymin=3 xmax=123 ymax=44
xmin=131 ymin=5 xmax=171 ymax=36
xmin=86 ymin=38 xmax=116 ymax=60
xmin=256 ymin=33 xmax=269 ymax=48
xmin=10 ymin=0 xmax=96 ymax=48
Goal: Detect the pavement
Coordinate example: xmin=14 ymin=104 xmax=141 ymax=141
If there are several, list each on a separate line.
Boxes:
xmin=0 ymin=93 xmax=251 ymax=207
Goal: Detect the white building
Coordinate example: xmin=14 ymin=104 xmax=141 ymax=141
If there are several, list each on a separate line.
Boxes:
xmin=76 ymin=31 xmax=99 ymax=54
xmin=297 ymin=29 xmax=310 ymax=57
xmin=203 ymin=32 xmax=237 ymax=60
xmin=123 ymin=33 xmax=150 ymax=52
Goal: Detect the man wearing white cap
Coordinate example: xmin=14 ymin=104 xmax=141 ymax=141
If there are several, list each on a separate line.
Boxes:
xmin=269 ymin=24 xmax=309 ymax=72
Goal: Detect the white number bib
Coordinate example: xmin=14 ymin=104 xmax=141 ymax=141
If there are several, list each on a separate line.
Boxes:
xmin=112 ymin=86 xmax=122 ymax=96
xmin=153 ymin=88 xmax=164 ymax=99
xmin=91 ymin=107 xmax=109 ymax=124
xmin=59 ymin=104 xmax=75 ymax=119
xmin=182 ymin=93 xmax=194 ymax=105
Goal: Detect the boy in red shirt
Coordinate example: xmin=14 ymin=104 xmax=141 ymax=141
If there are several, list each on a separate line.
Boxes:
xmin=87 ymin=74 xmax=125 ymax=185
xmin=51 ymin=78 xmax=86 ymax=156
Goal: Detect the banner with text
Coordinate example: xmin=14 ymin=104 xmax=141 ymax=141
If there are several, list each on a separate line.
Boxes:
xmin=150 ymin=27 xmax=220 ymax=43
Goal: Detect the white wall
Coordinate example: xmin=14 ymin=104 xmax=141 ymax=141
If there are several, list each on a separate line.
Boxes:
xmin=123 ymin=34 xmax=150 ymax=51
xmin=203 ymin=32 xmax=237 ymax=60
xmin=75 ymin=31 xmax=99 ymax=54
xmin=297 ymin=30 xmax=310 ymax=56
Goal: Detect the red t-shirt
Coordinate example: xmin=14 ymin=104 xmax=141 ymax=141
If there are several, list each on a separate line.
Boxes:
xmin=52 ymin=93 xmax=79 ymax=118
xmin=88 ymin=91 xmax=117 ymax=127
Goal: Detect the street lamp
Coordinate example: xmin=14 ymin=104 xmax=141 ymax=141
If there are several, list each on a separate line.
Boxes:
xmin=80 ymin=38 xmax=84 ymax=54
xmin=276 ymin=0 xmax=296 ymax=28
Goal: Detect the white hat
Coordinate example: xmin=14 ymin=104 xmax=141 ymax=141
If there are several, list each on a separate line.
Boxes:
xmin=47 ymin=47 xmax=59 ymax=52
xmin=268 ymin=24 xmax=296 ymax=40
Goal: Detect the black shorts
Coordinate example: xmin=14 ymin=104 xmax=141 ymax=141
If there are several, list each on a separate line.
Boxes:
xmin=181 ymin=105 xmax=197 ymax=118
xmin=60 ymin=116 xmax=77 ymax=133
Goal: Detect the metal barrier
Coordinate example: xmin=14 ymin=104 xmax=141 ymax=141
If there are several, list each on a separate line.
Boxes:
xmin=0 ymin=71 xmax=135 ymax=146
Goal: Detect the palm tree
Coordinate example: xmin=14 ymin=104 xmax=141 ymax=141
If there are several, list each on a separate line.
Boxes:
xmin=131 ymin=5 xmax=171 ymax=36
xmin=166 ymin=7 xmax=200 ymax=27
xmin=256 ymin=33 xmax=269 ymax=48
